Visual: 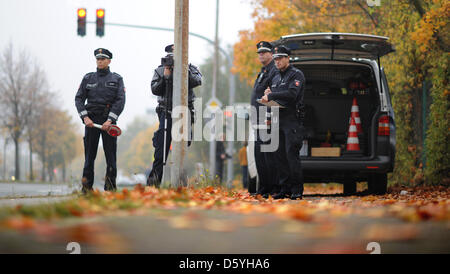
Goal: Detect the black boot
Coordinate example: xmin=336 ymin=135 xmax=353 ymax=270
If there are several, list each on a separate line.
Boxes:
xmin=104 ymin=176 xmax=117 ymax=192
xmin=272 ymin=192 xmax=290 ymax=199
xmin=81 ymin=186 xmax=93 ymax=195
xmin=147 ymin=172 xmax=161 ymax=188
xmin=81 ymin=177 xmax=93 ymax=195
xmin=290 ymin=193 xmax=303 ymax=200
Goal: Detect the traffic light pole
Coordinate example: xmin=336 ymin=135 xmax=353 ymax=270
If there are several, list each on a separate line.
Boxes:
xmin=85 ymin=21 xmax=228 ymax=55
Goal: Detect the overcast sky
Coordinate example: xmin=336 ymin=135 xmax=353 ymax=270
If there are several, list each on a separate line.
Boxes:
xmin=0 ymin=0 xmax=255 ymax=132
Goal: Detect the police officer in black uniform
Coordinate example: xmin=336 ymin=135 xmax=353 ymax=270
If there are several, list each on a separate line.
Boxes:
xmin=147 ymin=44 xmax=202 ymax=187
xmin=251 ymin=41 xmax=279 ymax=197
xmin=75 ymin=48 xmax=126 ymax=194
xmin=260 ymin=45 xmax=305 ymax=200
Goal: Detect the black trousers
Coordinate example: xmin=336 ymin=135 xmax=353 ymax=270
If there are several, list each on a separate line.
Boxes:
xmin=82 ymin=115 xmax=117 ymax=190
xmin=255 ymin=121 xmax=280 ymax=194
xmin=255 ymin=139 xmax=279 ymax=194
xmin=242 ymin=166 xmax=248 ymax=189
xmin=215 ymin=160 xmax=224 ymax=182
xmin=149 ymin=108 xmax=194 ymax=184
xmin=149 ymin=111 xmax=172 ymax=184
xmin=274 ymin=118 xmax=304 ymax=195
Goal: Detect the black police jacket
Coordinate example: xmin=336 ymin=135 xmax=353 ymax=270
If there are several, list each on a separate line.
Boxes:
xmin=75 ymin=67 xmax=126 ymax=123
xmin=151 ymin=64 xmax=202 ymax=110
xmin=251 ymin=60 xmax=277 ymax=125
xmin=267 ymin=65 xmax=305 ymax=118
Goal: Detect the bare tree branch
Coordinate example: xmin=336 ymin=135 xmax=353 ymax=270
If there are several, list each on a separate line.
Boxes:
xmin=355 ymin=0 xmax=379 ymax=28
xmin=0 ymin=43 xmax=50 ymax=180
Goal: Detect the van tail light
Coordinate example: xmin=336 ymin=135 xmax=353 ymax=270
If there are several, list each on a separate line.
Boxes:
xmin=378 ymin=115 xmax=390 ymax=136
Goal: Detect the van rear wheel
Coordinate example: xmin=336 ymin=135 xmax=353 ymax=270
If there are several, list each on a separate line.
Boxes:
xmin=368 ymin=174 xmax=387 ymax=195
xmin=343 ymin=181 xmax=357 ymax=195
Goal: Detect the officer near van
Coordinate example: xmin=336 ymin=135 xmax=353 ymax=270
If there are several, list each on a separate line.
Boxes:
xmin=75 ymin=48 xmax=126 ymax=194
xmin=147 ymin=44 xmax=202 ymax=187
xmin=260 ymin=45 xmax=305 ymax=200
xmin=251 ymin=41 xmax=279 ymax=198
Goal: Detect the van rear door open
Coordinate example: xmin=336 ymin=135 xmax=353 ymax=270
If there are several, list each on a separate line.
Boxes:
xmin=273 ymin=33 xmax=395 ymax=60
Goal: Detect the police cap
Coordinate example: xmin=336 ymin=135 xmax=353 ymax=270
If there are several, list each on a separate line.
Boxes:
xmin=94 ymin=48 xmax=112 ymax=59
xmin=165 ymin=44 xmax=174 ymax=56
xmin=272 ymin=45 xmax=291 ymax=58
xmin=256 ymin=41 xmax=273 ymax=53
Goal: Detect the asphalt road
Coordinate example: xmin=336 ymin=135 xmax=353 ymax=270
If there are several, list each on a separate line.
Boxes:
xmin=1 ymin=192 xmax=449 ymax=254
xmin=0 ymin=182 xmax=78 ymax=198
xmin=0 ymin=181 xmax=137 ymax=198
xmin=0 ymin=206 xmax=449 ymax=254
xmin=0 ymin=185 xmax=448 ymax=254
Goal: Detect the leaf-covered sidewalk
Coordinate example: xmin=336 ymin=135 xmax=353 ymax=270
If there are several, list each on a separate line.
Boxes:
xmin=0 ymin=185 xmax=449 ymax=253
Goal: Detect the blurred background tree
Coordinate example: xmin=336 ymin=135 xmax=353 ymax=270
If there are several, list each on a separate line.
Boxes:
xmin=0 ymin=43 xmax=83 ymax=182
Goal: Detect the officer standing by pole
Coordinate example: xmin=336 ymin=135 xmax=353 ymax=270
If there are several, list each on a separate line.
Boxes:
xmin=251 ymin=41 xmax=278 ymax=198
xmin=147 ymin=44 xmax=202 ymax=187
xmin=260 ymin=45 xmax=305 ymax=200
xmin=75 ymin=48 xmax=126 ymax=194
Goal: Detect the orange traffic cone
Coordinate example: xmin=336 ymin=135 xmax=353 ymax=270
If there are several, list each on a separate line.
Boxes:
xmin=349 ymin=97 xmax=362 ymax=134
xmin=346 ymin=117 xmax=360 ymax=151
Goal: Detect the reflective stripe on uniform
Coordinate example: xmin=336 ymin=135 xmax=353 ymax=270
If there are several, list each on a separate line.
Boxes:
xmin=109 ymin=112 xmax=118 ymax=120
xmin=79 ymin=110 xmax=88 ymax=117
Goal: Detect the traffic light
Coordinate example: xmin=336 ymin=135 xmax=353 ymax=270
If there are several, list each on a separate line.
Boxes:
xmin=96 ymin=9 xmax=105 ymax=37
xmin=77 ymin=8 xmax=86 ymax=36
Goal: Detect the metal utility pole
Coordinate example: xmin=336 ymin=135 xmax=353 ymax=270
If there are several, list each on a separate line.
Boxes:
xmin=171 ymin=0 xmax=190 ymax=187
xmin=212 ymin=0 xmax=219 ymax=100
xmin=3 ymin=138 xmax=8 ymax=180
xmin=226 ymin=49 xmax=236 ymax=188
xmin=209 ymin=0 xmax=219 ymax=180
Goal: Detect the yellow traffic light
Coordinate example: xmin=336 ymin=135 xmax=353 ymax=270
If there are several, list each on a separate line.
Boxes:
xmin=77 ymin=8 xmax=87 ymax=36
xmin=96 ymin=9 xmax=105 ymax=18
xmin=96 ymin=9 xmax=105 ymax=37
xmin=78 ymin=8 xmax=86 ymax=18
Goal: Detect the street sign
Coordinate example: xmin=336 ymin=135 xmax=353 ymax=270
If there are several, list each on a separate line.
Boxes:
xmin=206 ymin=97 xmax=222 ymax=110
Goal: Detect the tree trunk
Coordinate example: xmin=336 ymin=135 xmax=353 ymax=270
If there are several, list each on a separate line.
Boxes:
xmin=41 ymin=134 xmax=46 ymax=181
xmin=62 ymin=163 xmax=66 ymax=182
xmin=13 ymin=138 xmax=20 ymax=180
xmin=47 ymin=160 xmax=54 ymax=182
xmin=28 ymin=138 xmax=34 ymax=181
